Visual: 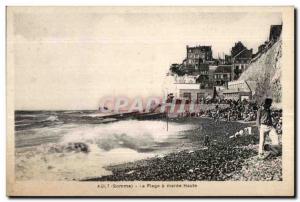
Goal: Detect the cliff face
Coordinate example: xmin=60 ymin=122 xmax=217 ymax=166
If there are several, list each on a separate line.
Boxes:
xmin=239 ymin=38 xmax=282 ymax=104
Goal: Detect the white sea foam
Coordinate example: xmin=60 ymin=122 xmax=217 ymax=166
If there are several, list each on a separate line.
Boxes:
xmin=45 ymin=115 xmax=59 ymax=122
xmin=15 ymin=120 xmax=195 ymax=181
xmin=60 ymin=120 xmax=194 ymax=150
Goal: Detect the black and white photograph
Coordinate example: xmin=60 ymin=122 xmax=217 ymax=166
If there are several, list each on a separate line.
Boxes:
xmin=5 ymin=6 xmax=295 ymax=197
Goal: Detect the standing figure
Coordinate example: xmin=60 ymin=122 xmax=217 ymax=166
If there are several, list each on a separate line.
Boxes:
xmin=227 ymin=111 xmax=231 ymax=122
xmin=214 ymin=105 xmax=220 ymax=125
xmin=256 ymin=98 xmax=279 ymax=158
xmin=204 ymin=135 xmax=210 ymax=147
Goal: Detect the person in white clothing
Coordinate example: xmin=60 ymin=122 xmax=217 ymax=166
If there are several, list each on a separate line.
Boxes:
xmin=256 ymin=98 xmax=279 ymax=158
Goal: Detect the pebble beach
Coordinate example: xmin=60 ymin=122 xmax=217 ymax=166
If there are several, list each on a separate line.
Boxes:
xmin=84 ymin=118 xmax=282 ymax=181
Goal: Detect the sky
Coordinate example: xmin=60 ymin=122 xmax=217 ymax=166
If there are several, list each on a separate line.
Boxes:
xmin=9 ymin=7 xmax=282 ymax=110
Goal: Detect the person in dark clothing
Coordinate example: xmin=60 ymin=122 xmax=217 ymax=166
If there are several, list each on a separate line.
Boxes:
xmin=214 ymin=105 xmax=220 ymax=125
xmin=204 ymin=135 xmax=210 ymax=147
xmin=256 ymin=98 xmax=279 ymax=158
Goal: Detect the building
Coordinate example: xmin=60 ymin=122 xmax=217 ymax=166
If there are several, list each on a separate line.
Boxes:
xmin=269 ymin=25 xmax=282 ymax=42
xmin=185 ymin=45 xmax=213 ymax=69
xmin=231 ymin=41 xmax=246 ymax=58
xmin=258 ymin=41 xmax=268 ymax=53
xmin=252 ymin=24 xmax=282 ymax=63
xmin=224 ymin=54 xmax=232 ymax=65
xmin=174 ymin=74 xmax=198 ymax=84
xmin=177 ymin=83 xmax=213 ymax=101
xmin=222 ymin=80 xmax=255 ymax=100
xmin=163 ymin=75 xmax=214 ymax=101
xmin=213 ymin=65 xmax=233 ymax=86
xmin=231 ymin=43 xmax=253 ymax=80
xmin=208 ymin=65 xmax=217 ymax=81
xmin=195 ymin=63 xmax=213 ymax=88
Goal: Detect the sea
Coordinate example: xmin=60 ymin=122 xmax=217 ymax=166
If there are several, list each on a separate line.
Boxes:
xmin=15 ymin=110 xmax=197 ymax=181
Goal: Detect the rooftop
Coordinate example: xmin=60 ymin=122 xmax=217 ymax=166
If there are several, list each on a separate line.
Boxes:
xmin=214 ymin=65 xmax=232 ymax=74
xmin=187 ymin=45 xmax=212 ymax=50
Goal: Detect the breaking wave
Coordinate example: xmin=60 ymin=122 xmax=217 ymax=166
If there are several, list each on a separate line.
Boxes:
xmin=45 ymin=115 xmax=59 ymax=122
xmin=15 ymin=120 xmax=195 ymax=181
xmin=59 ymin=120 xmax=193 ymax=151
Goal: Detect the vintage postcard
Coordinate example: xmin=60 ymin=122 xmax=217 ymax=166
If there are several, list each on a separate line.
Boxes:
xmin=6 ymin=6 xmax=295 ymax=196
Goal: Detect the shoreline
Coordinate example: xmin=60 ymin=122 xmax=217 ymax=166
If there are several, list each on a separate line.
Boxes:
xmin=83 ymin=118 xmax=282 ymax=181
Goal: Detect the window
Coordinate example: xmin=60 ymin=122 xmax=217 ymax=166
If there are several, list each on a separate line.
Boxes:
xmin=197 ymin=93 xmax=205 ymax=100
xmin=183 ymin=92 xmax=191 ymax=100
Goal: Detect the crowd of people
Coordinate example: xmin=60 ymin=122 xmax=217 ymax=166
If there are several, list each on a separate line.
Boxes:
xmin=175 ymin=98 xmax=283 ymax=135
xmin=198 ymin=99 xmax=259 ymax=122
